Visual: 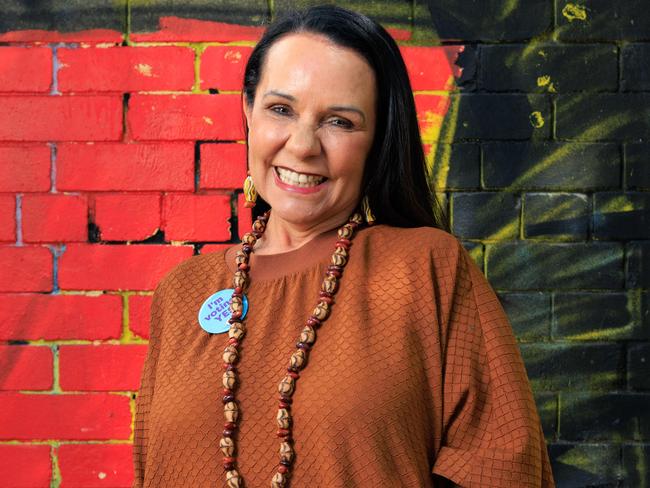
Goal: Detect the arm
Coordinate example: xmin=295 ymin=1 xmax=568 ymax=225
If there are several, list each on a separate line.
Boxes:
xmin=432 ymin=242 xmax=554 ymax=488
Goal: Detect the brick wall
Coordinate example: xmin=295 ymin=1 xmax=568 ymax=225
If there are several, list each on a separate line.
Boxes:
xmin=0 ymin=1 xmax=648 ymax=486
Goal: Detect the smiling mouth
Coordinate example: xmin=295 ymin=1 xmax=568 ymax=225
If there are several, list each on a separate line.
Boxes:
xmin=275 ymin=167 xmax=327 ymax=188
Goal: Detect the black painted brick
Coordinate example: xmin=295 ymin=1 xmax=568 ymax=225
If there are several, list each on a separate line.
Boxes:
xmin=593 ymin=192 xmax=650 ymax=240
xmin=460 ymin=241 xmax=484 ymax=272
xmin=451 ymin=192 xmax=520 ymax=239
xmin=622 ymin=44 xmax=650 ymax=91
xmin=622 ymin=444 xmax=650 ymax=487
xmin=553 ymin=292 xmax=646 ymax=340
xmin=486 ymin=242 xmax=625 ymax=290
xmin=628 ymin=343 xmax=650 ymax=390
xmin=556 ymin=94 xmax=650 ymax=142
xmin=452 ymin=94 xmax=551 ymax=141
xmin=548 ymin=443 xmax=623 ymax=487
xmin=480 ymin=44 xmax=617 ymax=93
xmin=556 ymin=0 xmax=650 ymax=42
xmin=561 ymin=393 xmax=650 ymax=441
xmin=625 ymin=144 xmax=650 ymax=190
xmin=130 ymin=0 xmax=270 ymax=33
xmin=523 ymin=193 xmax=589 ymax=240
xmin=535 ymin=392 xmax=558 ymax=441
xmin=520 ymin=343 xmax=624 ymax=390
xmin=627 ymin=242 xmax=650 ymax=289
xmin=497 ymin=292 xmax=551 ymax=341
xmin=482 ymin=142 xmax=621 ymax=190
xmin=426 ymin=0 xmax=552 ymax=42
xmin=440 ymin=143 xmax=480 ymax=190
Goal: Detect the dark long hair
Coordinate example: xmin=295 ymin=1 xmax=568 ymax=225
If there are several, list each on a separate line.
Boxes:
xmin=242 ymin=5 xmax=449 ymax=231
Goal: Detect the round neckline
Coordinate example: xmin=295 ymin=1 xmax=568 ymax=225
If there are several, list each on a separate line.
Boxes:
xmin=224 ymin=226 xmax=342 ymax=282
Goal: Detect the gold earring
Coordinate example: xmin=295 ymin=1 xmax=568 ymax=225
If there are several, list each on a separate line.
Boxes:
xmin=361 ymin=195 xmax=376 ymax=225
xmin=243 ymin=175 xmax=257 ymax=208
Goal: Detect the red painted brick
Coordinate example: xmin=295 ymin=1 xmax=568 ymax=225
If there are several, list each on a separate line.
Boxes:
xmin=57 ymin=143 xmax=193 ymax=191
xmin=58 ymin=244 xmax=193 ymax=291
xmin=0 ymin=96 xmax=122 ymax=141
xmin=399 ymin=46 xmax=463 ymax=91
xmin=0 ymin=145 xmax=51 ymax=192
xmin=237 ymin=193 xmax=252 ymax=240
xmin=200 ymin=143 xmax=247 ymax=189
xmin=0 ymin=393 xmax=131 ymax=440
xmin=414 ymin=94 xmax=452 ymax=142
xmin=0 ymin=195 xmax=15 ymax=242
xmin=200 ymin=243 xmax=231 ymax=254
xmin=0 ymin=47 xmax=52 ymax=93
xmin=200 ymin=46 xmax=252 ymax=91
xmin=0 ymin=29 xmax=122 ymax=44
xmin=127 ymin=94 xmax=244 ymax=141
xmin=94 ymin=193 xmax=161 ymax=241
xmin=0 ymin=294 xmax=122 ymax=341
xmin=58 ymin=444 xmax=133 ymax=488
xmin=0 ymin=246 xmax=52 ymax=292
xmin=128 ymin=294 xmax=152 ymax=339
xmin=131 ymin=18 xmax=264 ymax=43
xmin=22 ymin=194 xmax=88 ymax=243
xmin=60 ymin=345 xmax=147 ymax=391
xmin=163 ymin=194 xmax=231 ymax=241
xmin=0 ymin=444 xmax=51 ymax=488
xmin=0 ymin=345 xmax=53 ymax=390
xmin=58 ymin=46 xmax=195 ymax=93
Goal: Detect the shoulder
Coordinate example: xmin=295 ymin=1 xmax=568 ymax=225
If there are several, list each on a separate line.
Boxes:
xmin=153 ymin=247 xmax=231 ymax=298
xmin=358 ymin=224 xmax=463 ymax=258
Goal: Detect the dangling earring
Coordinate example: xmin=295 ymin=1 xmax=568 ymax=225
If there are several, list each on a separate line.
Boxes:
xmin=243 ymin=174 xmax=257 ymax=208
xmin=361 ymin=195 xmax=376 ymax=225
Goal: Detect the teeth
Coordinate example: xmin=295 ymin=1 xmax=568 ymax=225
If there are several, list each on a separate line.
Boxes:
xmin=276 ymin=167 xmax=325 ymax=187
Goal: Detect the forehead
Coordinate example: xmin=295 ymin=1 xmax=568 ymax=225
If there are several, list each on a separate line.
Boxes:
xmin=258 ymin=32 xmax=376 ymax=102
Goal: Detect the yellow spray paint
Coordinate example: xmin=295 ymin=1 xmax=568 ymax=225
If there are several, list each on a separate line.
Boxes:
xmin=497 ymin=0 xmax=519 ymax=21
xmin=529 ymin=111 xmax=545 ymax=128
xmin=537 ymin=75 xmax=557 ymax=93
xmin=562 ymin=3 xmax=588 ymax=22
xmin=135 ymin=63 xmax=156 ymax=77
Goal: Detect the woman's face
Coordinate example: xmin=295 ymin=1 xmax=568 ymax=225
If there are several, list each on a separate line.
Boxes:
xmin=244 ymin=32 xmax=377 ymax=229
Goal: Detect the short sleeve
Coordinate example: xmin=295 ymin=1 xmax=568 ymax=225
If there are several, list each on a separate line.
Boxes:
xmin=431 ymin=243 xmax=555 ymax=487
xmin=132 ymin=281 xmax=166 ymax=488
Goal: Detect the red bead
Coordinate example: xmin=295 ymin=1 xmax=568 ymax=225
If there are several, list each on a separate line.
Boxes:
xmin=231 ymin=311 xmax=242 ymax=319
xmin=234 ymin=286 xmax=243 ymax=294
xmin=223 ymin=429 xmax=234 ymax=437
xmin=238 ymin=263 xmax=249 ymax=271
xmin=223 ymin=457 xmax=236 ymax=463
xmin=336 ymin=238 xmax=350 ymax=248
xmin=224 ymin=422 xmax=237 ymax=430
xmin=278 ymin=395 xmax=292 ymax=404
xmin=224 ymin=462 xmax=235 ymax=471
xmin=223 ymin=388 xmax=232 ymax=396
xmin=288 ymin=371 xmax=299 ymax=379
xmin=326 ymin=269 xmax=341 ymax=278
xmin=228 ymin=338 xmax=239 ymax=346
xmin=307 ymin=316 xmax=322 ymax=327
xmin=279 ymin=401 xmax=291 ymax=409
xmin=278 ymin=465 xmax=289 ymax=474
xmin=319 ymin=295 xmax=333 ymax=304
xmin=224 ymin=364 xmax=237 ymax=372
xmin=277 ymin=429 xmax=291 ymax=437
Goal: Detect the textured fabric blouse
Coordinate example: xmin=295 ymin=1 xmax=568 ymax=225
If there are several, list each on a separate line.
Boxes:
xmin=132 ymin=224 xmax=555 ymax=487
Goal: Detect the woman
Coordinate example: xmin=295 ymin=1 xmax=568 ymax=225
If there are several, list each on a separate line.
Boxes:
xmin=133 ymin=5 xmax=554 ymax=488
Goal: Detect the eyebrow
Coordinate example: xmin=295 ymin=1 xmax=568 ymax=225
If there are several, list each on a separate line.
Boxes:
xmin=262 ymin=90 xmax=366 ymax=123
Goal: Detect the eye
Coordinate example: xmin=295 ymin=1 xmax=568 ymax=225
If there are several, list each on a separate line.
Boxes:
xmin=329 ymin=117 xmax=353 ymax=129
xmin=269 ymin=104 xmax=292 ymax=116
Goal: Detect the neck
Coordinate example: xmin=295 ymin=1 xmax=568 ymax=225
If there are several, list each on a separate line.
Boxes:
xmin=253 ymin=211 xmax=350 ymax=255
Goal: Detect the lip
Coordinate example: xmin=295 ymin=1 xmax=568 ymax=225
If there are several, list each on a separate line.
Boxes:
xmin=273 ymin=166 xmax=327 ymax=194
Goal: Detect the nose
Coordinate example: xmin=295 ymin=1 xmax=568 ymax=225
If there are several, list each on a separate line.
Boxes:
xmin=285 ymin=121 xmax=321 ymax=159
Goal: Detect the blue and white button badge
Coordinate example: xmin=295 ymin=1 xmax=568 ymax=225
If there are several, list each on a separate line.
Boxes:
xmin=198 ymin=289 xmax=248 ymax=334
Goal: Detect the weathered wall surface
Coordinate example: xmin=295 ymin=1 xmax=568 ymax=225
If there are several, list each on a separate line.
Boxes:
xmin=0 ymin=0 xmax=647 ymax=486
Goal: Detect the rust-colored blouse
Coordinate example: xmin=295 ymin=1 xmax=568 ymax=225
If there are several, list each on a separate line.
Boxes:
xmin=133 ymin=224 xmax=554 ymax=487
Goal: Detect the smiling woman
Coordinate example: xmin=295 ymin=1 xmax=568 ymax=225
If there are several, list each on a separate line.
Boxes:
xmin=132 ymin=5 xmax=555 ymax=488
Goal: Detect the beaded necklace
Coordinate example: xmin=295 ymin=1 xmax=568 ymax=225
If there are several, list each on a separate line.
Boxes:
xmin=219 ymin=210 xmax=364 ymax=488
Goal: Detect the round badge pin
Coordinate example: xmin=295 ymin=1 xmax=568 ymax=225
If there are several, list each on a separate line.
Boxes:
xmin=198 ymin=289 xmax=248 ymax=334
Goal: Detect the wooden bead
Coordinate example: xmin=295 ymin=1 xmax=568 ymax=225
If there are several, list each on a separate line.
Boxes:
xmin=228 ymin=322 xmax=246 ymax=340
xmin=321 ymin=275 xmax=338 ymax=294
xmin=278 ymin=376 xmax=295 ymax=396
xmin=312 ymin=302 xmax=329 ymax=320
xmin=241 ymin=233 xmax=257 ymax=246
xmin=223 ymin=371 xmax=236 ymax=390
xmin=271 ymin=471 xmax=287 ymax=488
xmin=276 ymin=408 xmax=291 ymax=429
xmin=224 ymin=401 xmax=239 ymax=422
xmin=235 ymin=250 xmax=248 ymax=265
xmin=299 ymin=326 xmax=315 ymax=344
xmin=226 ymin=470 xmax=242 ymax=488
xmin=252 ymin=219 xmax=266 ymax=233
xmin=233 ymin=270 xmax=247 ymax=289
xmin=337 ymin=225 xmax=353 ymax=239
xmin=220 ymin=437 xmax=235 ymax=457
xmin=350 ymin=213 xmax=363 ymax=224
xmin=279 ymin=441 xmax=294 ymax=463
xmin=230 ymin=296 xmax=243 ymax=313
xmin=223 ymin=345 xmax=238 ymax=364
xmin=289 ymin=349 xmax=306 ymax=369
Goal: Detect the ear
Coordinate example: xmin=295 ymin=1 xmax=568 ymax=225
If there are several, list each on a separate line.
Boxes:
xmin=242 ymin=95 xmax=252 ymax=125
